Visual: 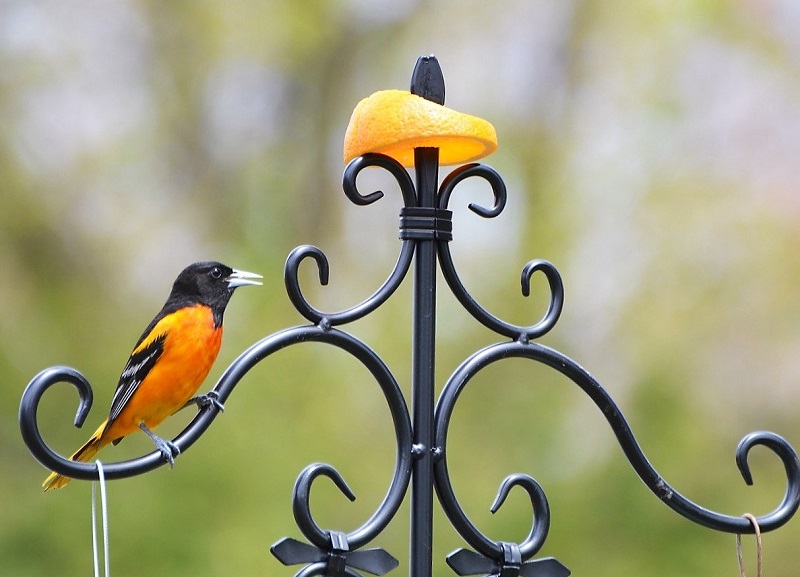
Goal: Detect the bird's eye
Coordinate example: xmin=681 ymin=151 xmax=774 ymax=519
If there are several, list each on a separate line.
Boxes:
xmin=210 ymin=267 xmax=222 ymax=279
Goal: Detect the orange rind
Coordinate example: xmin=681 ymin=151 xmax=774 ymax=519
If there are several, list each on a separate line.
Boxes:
xmin=343 ymin=89 xmax=498 ymax=167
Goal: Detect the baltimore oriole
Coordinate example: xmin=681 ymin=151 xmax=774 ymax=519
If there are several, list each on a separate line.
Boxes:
xmin=43 ymin=261 xmax=261 ymax=491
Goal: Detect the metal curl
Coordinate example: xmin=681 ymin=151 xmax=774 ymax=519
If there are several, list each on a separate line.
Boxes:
xmin=284 ymin=243 xmax=415 ymax=326
xmin=438 ymin=250 xmax=564 ymax=341
xmin=343 ymin=153 xmax=417 ymax=208
xmin=434 ymin=164 xmax=561 ymax=341
xmin=433 ymin=454 xmax=555 ymax=568
xmin=490 ymin=474 xmax=550 ymax=558
xmin=19 ymin=365 xmax=177 ymax=481
xmin=284 ymin=245 xmax=331 ymax=323
xmin=731 ymin=431 xmax=800 ymax=531
xmin=736 ymin=431 xmax=797 ymax=487
xmin=519 ymin=260 xmax=564 ymax=338
xmin=435 ymin=340 xmax=800 ymax=547
xmin=438 ymin=163 xmax=507 ymax=218
xmin=20 ymin=366 xmax=98 ymax=479
xmin=281 ymin=154 xmax=419 ymax=327
xmin=430 ymin=470 xmax=552 ymax=561
xmin=293 ymin=463 xmax=357 ymax=547
xmin=19 ymin=342 xmax=256 ymax=483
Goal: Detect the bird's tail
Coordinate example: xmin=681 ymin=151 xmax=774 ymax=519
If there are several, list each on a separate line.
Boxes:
xmin=43 ymin=420 xmax=111 ymax=491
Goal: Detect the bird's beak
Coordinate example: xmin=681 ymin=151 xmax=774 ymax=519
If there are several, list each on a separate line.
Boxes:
xmin=226 ymin=269 xmax=263 ymax=289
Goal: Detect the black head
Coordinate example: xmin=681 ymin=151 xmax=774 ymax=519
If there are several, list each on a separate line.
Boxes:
xmin=167 ymin=261 xmax=262 ymax=326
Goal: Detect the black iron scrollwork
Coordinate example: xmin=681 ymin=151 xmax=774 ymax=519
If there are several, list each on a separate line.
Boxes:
xmin=20 ymin=364 xmax=218 ymax=482
xmin=19 ymin=148 xmax=419 ymax=577
xmin=433 ymin=341 xmax=800 ymax=574
xmin=430 ymin=151 xmax=799 ymax=575
xmin=286 ymin=152 xmax=417 ymax=328
xmin=440 ymin=473 xmax=569 ymax=577
xmin=19 ymin=54 xmax=800 ymax=577
xmin=270 ymin=152 xmax=422 ymax=577
xmin=436 ymin=162 xmax=564 ymax=342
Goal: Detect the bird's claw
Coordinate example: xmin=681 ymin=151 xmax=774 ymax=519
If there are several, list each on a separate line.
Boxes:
xmin=156 ymin=438 xmax=181 ymax=469
xmin=183 ymin=390 xmax=225 ymax=413
xmin=139 ymin=422 xmax=181 ymax=468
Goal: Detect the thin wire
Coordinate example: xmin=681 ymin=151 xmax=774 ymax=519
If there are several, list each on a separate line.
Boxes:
xmin=92 ymin=460 xmax=110 ymax=577
xmin=736 ymin=513 xmax=762 ymax=577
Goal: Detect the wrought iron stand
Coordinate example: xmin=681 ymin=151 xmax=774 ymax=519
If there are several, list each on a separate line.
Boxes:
xmin=19 ymin=56 xmax=800 ymax=577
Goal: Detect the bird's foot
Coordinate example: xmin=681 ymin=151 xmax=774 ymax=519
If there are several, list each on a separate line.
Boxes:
xmin=139 ymin=423 xmax=181 ymax=468
xmin=182 ymin=390 xmax=225 ymax=413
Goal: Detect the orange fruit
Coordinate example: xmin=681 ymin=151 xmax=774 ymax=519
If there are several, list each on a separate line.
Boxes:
xmin=343 ymin=89 xmax=498 ymax=167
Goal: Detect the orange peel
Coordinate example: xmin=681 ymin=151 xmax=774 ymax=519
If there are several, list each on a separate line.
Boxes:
xmin=343 ymin=89 xmax=498 ymax=167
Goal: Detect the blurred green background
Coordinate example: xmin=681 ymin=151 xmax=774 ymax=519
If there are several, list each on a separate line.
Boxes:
xmin=2 ymin=1 xmax=800 ymax=575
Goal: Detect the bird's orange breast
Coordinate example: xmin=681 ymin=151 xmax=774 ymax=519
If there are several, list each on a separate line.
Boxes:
xmin=106 ymin=304 xmax=223 ymax=439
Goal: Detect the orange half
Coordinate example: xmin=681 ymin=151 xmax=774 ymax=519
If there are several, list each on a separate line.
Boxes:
xmin=343 ymin=89 xmax=498 ymax=167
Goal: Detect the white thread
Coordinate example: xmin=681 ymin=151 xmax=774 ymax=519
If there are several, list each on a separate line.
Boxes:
xmin=736 ymin=513 xmax=762 ymax=577
xmin=92 ymin=461 xmax=110 ymax=577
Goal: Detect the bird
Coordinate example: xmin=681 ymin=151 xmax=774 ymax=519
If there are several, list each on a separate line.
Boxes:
xmin=43 ymin=261 xmax=262 ymax=491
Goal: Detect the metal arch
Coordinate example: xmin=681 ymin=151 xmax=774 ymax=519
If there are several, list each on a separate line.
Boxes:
xmin=433 ymin=340 xmax=800 ymax=542
xmin=20 ymin=326 xmax=414 ymax=506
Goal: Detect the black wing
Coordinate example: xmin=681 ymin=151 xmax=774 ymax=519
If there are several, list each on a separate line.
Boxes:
xmin=108 ymin=332 xmax=166 ymax=428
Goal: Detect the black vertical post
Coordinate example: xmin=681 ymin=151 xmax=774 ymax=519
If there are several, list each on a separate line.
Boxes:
xmin=408 ymin=56 xmax=445 ymax=577
xmin=410 ymin=145 xmax=438 ymax=577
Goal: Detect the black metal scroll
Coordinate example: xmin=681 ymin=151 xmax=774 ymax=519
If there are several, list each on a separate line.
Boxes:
xmin=19 ymin=55 xmax=800 ymax=577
